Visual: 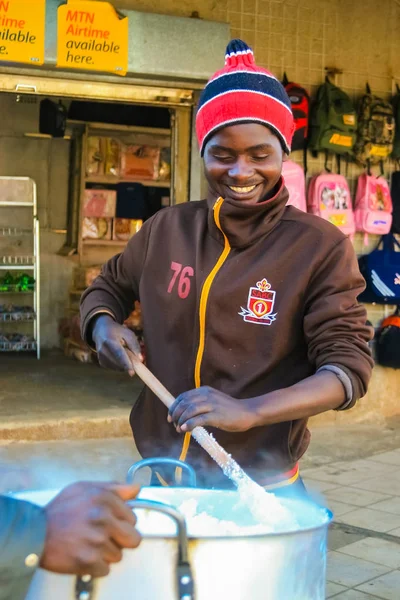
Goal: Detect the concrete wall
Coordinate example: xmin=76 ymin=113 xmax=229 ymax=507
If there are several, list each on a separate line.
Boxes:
xmin=0 ymin=93 xmax=74 ymax=348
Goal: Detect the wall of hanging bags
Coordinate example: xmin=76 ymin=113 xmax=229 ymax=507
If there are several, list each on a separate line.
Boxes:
xmin=225 ymin=0 xmax=400 ymax=374
xmin=282 ymin=73 xmax=400 ymax=336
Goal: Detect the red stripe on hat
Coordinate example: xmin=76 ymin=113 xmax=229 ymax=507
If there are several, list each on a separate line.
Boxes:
xmin=196 ymin=90 xmax=294 ymax=153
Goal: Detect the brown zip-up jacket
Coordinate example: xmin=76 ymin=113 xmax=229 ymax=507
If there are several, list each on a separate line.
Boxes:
xmin=80 ymin=182 xmax=373 ymax=487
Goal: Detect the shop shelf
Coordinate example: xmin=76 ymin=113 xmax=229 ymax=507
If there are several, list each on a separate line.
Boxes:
xmin=82 ymin=239 xmax=128 ymax=247
xmin=0 ymin=340 xmax=37 ymax=352
xmin=0 ymin=256 xmax=35 ymax=269
xmin=0 ymin=201 xmax=34 ymax=207
xmin=0 ymin=312 xmax=36 ymax=322
xmin=0 ymin=178 xmax=40 ymax=359
xmin=0 ymin=283 xmax=34 ymax=293
xmin=0 ymin=288 xmax=34 ymax=294
xmin=85 ymin=175 xmax=171 ymax=188
xmin=0 ymin=227 xmax=32 ymax=236
xmin=0 ymin=265 xmax=35 ymax=270
xmin=69 ymin=120 xmax=171 ymax=137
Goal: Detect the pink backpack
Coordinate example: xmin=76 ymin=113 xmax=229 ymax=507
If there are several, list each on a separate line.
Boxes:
xmin=282 ymin=160 xmax=307 ymax=212
xmin=307 ymin=173 xmax=355 ymax=236
xmin=355 ymin=174 xmax=392 ymax=244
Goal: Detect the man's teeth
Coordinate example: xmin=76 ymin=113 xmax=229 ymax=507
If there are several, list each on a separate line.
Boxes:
xmin=229 ymin=185 xmax=256 ymax=193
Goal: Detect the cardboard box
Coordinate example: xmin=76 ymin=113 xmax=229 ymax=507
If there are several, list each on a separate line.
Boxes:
xmin=112 ymin=218 xmax=142 ymax=241
xmin=83 ymin=189 xmax=116 ymax=218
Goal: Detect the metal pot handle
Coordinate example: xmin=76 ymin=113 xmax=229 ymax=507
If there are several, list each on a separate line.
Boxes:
xmin=126 ymin=457 xmax=197 ymax=487
xmin=75 ymin=499 xmax=195 ymax=600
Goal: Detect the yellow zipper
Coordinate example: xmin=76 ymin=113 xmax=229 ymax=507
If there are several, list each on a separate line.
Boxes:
xmin=176 ymin=197 xmax=231 ymax=481
xmin=194 ymin=197 xmax=231 ymax=386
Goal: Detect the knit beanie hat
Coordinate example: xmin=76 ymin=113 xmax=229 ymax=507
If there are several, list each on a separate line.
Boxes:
xmin=196 ymin=39 xmax=295 ymax=156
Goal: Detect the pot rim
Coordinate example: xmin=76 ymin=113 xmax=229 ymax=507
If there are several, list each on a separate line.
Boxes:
xmin=12 ymin=487 xmax=333 ymax=540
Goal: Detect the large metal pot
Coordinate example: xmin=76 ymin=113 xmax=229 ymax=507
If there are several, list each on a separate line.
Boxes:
xmin=18 ymin=459 xmax=332 ymax=600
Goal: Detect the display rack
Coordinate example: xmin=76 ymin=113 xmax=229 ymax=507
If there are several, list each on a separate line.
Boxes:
xmin=0 ymin=177 xmax=40 ymax=359
xmin=78 ymin=122 xmax=172 ymax=259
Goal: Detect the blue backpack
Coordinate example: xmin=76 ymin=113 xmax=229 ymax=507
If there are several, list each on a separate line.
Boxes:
xmin=358 ymin=234 xmax=400 ymax=304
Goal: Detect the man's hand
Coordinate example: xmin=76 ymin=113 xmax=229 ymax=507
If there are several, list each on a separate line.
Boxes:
xmin=40 ymin=482 xmax=142 ymax=577
xmin=168 ymin=386 xmax=255 ymax=433
xmin=92 ymin=314 xmax=142 ymax=375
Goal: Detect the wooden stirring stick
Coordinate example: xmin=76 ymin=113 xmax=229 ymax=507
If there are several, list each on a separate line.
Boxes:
xmin=127 ymin=349 xmax=176 ymax=409
xmin=126 ymin=349 xmax=298 ymax=528
xmin=126 ymin=349 xmax=238 ymax=475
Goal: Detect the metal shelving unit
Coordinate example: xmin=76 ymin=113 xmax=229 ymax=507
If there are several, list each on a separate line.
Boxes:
xmin=0 ymin=177 xmax=40 ymax=359
xmin=0 ymin=312 xmax=36 ymax=322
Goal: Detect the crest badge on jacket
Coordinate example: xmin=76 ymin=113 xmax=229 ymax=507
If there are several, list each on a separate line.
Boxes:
xmin=239 ymin=278 xmax=277 ymax=326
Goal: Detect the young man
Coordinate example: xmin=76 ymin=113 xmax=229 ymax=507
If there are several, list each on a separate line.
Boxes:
xmin=80 ymin=40 xmax=373 ymax=492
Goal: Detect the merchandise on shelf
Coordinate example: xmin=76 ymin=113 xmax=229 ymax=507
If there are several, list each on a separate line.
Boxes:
xmin=0 ymin=227 xmax=30 ymax=236
xmin=104 ymin=138 xmax=121 ymax=177
xmin=1 ymin=255 xmax=34 ymax=266
xmin=74 ymin=265 xmax=102 ymax=289
xmin=0 ymin=177 xmax=39 ymax=358
xmin=116 ymin=183 xmax=146 ymax=219
xmin=112 ymin=218 xmax=142 ymax=241
xmin=0 ymin=333 xmax=36 ymax=351
xmin=0 ymin=304 xmax=35 ymax=321
xmin=159 ymin=147 xmax=171 ymax=181
xmin=83 ymin=188 xmax=117 ymax=218
xmin=82 ymin=217 xmax=112 ymax=240
xmin=120 ymin=144 xmax=161 ymax=180
xmin=86 ymin=136 xmax=104 ymax=176
xmin=0 ymin=272 xmax=35 ymax=292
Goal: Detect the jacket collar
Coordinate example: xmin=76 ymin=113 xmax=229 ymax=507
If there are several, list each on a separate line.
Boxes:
xmin=207 ymin=178 xmax=289 ymax=248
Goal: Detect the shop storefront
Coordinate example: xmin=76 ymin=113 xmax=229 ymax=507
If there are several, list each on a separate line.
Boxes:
xmin=0 ymin=0 xmax=229 ymax=355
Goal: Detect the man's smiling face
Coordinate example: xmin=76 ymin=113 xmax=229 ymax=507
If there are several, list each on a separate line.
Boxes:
xmin=203 ymin=123 xmax=287 ymax=205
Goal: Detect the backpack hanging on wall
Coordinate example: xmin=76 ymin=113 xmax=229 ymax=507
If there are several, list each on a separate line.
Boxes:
xmin=391 ymin=84 xmax=400 ymax=160
xmin=391 ymin=171 xmax=400 ymax=234
xmin=282 ymin=73 xmax=310 ymax=152
xmin=375 ymin=308 xmax=400 ymax=369
xmin=308 ymin=78 xmax=357 ymax=159
xmin=307 ymin=173 xmax=355 ymax=236
xmin=354 ymin=174 xmax=393 ymax=244
xmin=354 ymin=84 xmax=395 ymax=167
xmin=358 ymin=234 xmax=400 ymax=304
xmin=282 ymin=160 xmax=307 ymax=212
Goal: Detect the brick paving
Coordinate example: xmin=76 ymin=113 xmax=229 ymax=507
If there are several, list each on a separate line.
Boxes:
xmin=304 ymin=449 xmax=400 ymax=599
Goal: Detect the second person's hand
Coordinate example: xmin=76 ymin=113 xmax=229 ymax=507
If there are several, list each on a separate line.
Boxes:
xmin=40 ymin=481 xmax=142 ymax=577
